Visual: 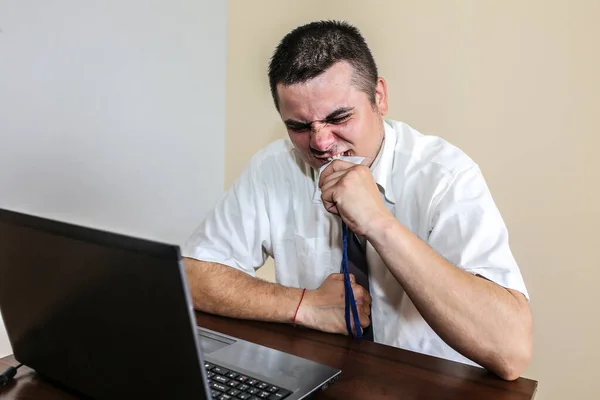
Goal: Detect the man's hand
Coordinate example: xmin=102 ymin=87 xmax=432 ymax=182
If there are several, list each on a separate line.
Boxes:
xmin=318 ymin=160 xmax=392 ymax=236
xmin=295 ymin=273 xmax=371 ymax=335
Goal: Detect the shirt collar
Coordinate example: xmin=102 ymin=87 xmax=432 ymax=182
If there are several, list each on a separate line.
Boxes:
xmin=312 ymin=120 xmax=397 ymax=204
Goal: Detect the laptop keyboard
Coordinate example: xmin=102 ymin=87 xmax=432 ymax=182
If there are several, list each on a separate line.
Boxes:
xmin=205 ymin=361 xmax=293 ymax=400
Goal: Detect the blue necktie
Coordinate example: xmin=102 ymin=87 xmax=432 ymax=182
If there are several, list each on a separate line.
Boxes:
xmin=341 ymin=221 xmax=374 ymax=341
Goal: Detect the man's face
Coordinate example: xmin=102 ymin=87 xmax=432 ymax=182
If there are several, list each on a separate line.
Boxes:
xmin=277 ymin=61 xmax=388 ymax=170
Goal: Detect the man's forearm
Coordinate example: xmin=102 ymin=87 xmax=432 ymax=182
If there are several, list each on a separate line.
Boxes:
xmin=184 ymin=257 xmax=303 ymax=323
xmin=366 ymin=218 xmax=533 ymax=380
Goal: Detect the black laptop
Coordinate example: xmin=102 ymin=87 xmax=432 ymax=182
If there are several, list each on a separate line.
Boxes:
xmin=0 ymin=208 xmax=340 ymax=399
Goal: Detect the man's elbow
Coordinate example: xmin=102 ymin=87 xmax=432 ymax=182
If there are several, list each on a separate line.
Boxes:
xmin=494 ymin=341 xmax=533 ymax=381
xmin=494 ymin=312 xmax=533 ymax=380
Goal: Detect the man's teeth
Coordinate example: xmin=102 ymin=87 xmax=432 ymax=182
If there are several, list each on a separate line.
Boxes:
xmin=327 ymin=154 xmax=343 ymax=162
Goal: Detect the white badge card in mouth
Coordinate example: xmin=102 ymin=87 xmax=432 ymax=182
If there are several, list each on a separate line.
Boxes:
xmin=317 ymin=155 xmax=367 ymax=180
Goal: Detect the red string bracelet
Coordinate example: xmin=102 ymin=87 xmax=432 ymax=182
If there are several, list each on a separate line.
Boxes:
xmin=292 ymin=288 xmax=306 ymax=327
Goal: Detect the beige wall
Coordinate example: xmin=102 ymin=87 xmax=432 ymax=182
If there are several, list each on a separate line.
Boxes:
xmin=226 ymin=1 xmax=600 ymax=398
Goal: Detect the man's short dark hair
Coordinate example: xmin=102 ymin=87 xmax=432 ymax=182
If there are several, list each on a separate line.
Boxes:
xmin=268 ymin=20 xmax=379 ymax=111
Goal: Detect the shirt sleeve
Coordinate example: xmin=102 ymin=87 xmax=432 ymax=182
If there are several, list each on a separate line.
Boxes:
xmin=427 ymin=164 xmax=529 ymax=299
xmin=182 ymin=155 xmax=271 ymax=276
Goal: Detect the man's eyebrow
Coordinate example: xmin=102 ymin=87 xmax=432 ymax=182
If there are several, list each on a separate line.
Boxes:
xmin=324 ymin=107 xmax=355 ymax=120
xmin=284 ymin=107 xmax=355 ymax=126
xmin=284 ymin=118 xmax=309 ymax=127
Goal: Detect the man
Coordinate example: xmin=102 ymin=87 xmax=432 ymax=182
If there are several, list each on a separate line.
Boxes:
xmin=184 ymin=21 xmax=532 ymax=380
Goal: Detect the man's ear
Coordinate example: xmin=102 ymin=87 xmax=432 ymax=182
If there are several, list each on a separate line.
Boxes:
xmin=375 ymin=77 xmax=388 ymax=116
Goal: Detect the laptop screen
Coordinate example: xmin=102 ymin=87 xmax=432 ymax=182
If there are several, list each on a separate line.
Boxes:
xmin=0 ymin=209 xmax=210 ymax=399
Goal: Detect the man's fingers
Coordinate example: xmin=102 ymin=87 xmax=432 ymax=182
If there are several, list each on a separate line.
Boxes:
xmin=359 ymin=312 xmax=371 ymax=329
xmin=329 ymin=273 xmax=355 ymax=283
xmin=352 ymin=284 xmax=372 ymax=319
xmin=352 ymin=283 xmax=372 ymax=305
xmin=340 ymin=312 xmax=369 ymax=336
xmin=334 ymin=273 xmax=356 ymax=283
xmin=361 ymin=302 xmax=371 ymax=316
xmin=319 ymin=159 xmax=373 ymax=187
xmin=353 ymin=310 xmax=370 ymax=331
xmin=319 ymin=176 xmax=342 ymax=215
xmin=318 ymin=160 xmax=354 ymax=186
xmin=328 ymin=276 xmax=368 ymax=304
xmin=318 ymin=170 xmax=346 ymax=190
xmin=322 ymin=201 xmax=339 ymax=216
xmin=319 ymin=177 xmax=342 ymax=198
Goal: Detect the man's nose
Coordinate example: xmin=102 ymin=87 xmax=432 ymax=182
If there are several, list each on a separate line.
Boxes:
xmin=309 ymin=122 xmax=336 ymax=152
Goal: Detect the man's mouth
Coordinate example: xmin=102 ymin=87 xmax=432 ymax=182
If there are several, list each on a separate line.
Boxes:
xmin=315 ymin=150 xmax=351 ymax=162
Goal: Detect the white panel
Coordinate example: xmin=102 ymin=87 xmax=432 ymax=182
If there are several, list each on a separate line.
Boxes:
xmin=0 ymin=0 xmax=227 ymax=357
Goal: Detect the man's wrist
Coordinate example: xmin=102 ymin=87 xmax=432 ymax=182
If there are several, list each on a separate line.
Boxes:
xmin=293 ymin=289 xmax=314 ymax=328
xmin=292 ymin=288 xmax=307 ymax=326
xmin=364 ymin=212 xmax=399 ymax=243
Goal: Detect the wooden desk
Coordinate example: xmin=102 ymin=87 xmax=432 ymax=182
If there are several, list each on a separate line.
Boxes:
xmin=0 ymin=312 xmax=537 ymax=399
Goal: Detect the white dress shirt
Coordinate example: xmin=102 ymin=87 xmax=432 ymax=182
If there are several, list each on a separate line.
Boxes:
xmin=185 ymin=120 xmax=529 ymax=366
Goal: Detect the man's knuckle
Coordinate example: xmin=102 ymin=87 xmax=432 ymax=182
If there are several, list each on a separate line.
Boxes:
xmin=338 ymin=178 xmax=349 ymax=189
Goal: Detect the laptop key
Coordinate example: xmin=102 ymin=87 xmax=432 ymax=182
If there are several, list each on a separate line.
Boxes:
xmin=237 ymin=394 xmax=252 ymax=400
xmin=256 ymin=382 xmax=269 ymax=390
xmin=268 ymin=385 xmax=279 ymax=393
xmin=214 ymin=375 xmax=230 ymax=384
xmin=227 ymin=372 xmax=239 ymax=379
xmin=247 ymin=379 xmax=259 ymax=386
xmin=211 ymin=390 xmax=221 ymax=398
xmin=268 ymin=389 xmax=292 ymax=400
xmin=219 ymin=395 xmax=232 ymax=400
xmin=236 ymin=375 xmax=249 ymax=383
xmin=210 ymin=382 xmax=228 ymax=392
xmin=213 ymin=366 xmax=231 ymax=375
xmin=205 ymin=362 xmax=215 ymax=370
xmin=247 ymin=388 xmax=259 ymax=394
xmin=227 ymin=380 xmax=240 ymax=388
xmin=258 ymin=391 xmax=270 ymax=398
xmin=227 ymin=389 xmax=241 ymax=397
xmin=238 ymin=384 xmax=250 ymax=391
